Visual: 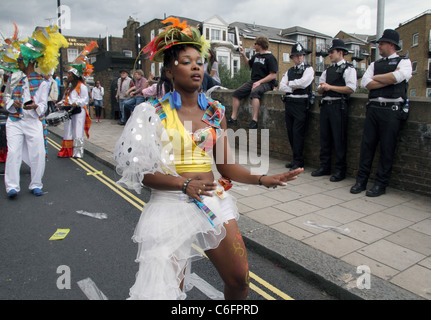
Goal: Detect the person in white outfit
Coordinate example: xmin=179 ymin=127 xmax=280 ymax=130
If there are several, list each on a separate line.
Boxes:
xmin=4 ymin=58 xmax=48 ymax=198
xmin=2 ymin=24 xmax=68 ymax=198
xmin=57 ymin=41 xmax=97 ymax=159
xmin=57 ymin=69 xmax=90 ymax=158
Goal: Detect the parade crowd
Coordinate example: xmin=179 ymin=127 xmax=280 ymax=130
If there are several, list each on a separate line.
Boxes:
xmin=0 ymin=18 xmax=412 ymax=300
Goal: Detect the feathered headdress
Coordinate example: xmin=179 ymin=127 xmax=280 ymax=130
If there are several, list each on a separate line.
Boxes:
xmin=68 ymin=41 xmax=98 ymax=78
xmin=143 ymin=17 xmax=210 ymax=63
xmin=18 ymin=25 xmax=69 ymax=74
xmin=0 ymin=22 xmax=21 ymax=73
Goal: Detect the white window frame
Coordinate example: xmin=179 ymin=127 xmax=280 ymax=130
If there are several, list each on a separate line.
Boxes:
xmin=296 ymin=35 xmax=307 ymax=49
xmin=67 ymin=48 xmax=79 ymax=63
xmin=211 ymin=28 xmax=221 ymax=41
xmin=123 ymin=50 xmax=133 ymax=57
xmin=412 ymin=33 xmax=419 ymax=47
xmin=316 ymin=38 xmax=327 ymax=52
xmin=233 ymin=57 xmax=240 ymax=75
xmin=412 ymin=61 xmax=418 ymax=74
xmin=315 ymin=56 xmax=325 ymax=73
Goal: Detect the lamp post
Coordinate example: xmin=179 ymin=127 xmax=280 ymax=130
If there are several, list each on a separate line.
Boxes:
xmin=57 ymin=0 xmax=64 ymax=96
xmin=376 ymin=0 xmax=385 ymax=60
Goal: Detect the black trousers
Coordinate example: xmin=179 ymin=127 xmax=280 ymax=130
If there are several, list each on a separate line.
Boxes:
xmin=284 ymin=98 xmax=309 ymax=167
xmin=356 ymin=104 xmax=403 ymax=187
xmin=319 ymin=100 xmax=349 ymax=173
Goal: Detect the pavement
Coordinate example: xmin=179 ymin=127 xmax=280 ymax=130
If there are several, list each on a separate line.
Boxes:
xmin=47 ymin=118 xmax=431 ymax=300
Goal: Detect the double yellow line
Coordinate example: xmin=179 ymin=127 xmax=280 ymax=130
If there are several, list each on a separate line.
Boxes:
xmin=47 ymin=137 xmax=293 ymax=300
xmin=47 ymin=137 xmax=146 ymax=211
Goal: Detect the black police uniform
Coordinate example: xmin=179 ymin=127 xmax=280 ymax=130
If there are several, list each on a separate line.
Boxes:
xmin=317 ymin=62 xmax=354 ymax=179
xmin=283 ymin=64 xmax=313 ymax=169
xmin=355 ymin=56 xmax=409 ymax=192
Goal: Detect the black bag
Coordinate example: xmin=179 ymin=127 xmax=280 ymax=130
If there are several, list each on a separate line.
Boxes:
xmin=63 ymin=105 xmax=82 ymax=115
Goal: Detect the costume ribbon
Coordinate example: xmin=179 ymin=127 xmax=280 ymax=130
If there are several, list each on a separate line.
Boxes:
xmin=192 ymin=198 xmax=217 ymax=227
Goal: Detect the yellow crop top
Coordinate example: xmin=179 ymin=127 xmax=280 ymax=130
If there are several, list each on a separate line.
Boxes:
xmin=156 ymin=98 xmax=224 ymax=174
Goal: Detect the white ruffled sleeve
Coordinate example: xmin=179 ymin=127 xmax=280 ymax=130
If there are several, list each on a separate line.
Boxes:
xmin=114 ymin=102 xmax=178 ymax=194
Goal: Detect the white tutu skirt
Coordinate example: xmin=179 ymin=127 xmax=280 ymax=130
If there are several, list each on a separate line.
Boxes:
xmin=128 ymin=189 xmax=239 ymax=300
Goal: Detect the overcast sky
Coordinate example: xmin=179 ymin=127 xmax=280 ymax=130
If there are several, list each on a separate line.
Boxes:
xmin=0 ymin=0 xmax=429 ymax=41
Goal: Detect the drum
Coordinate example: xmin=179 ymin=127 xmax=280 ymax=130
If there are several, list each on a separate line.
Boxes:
xmin=45 ymin=111 xmax=70 ymax=126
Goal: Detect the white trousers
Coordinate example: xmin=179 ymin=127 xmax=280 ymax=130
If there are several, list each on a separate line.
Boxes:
xmin=63 ymin=110 xmax=86 ymax=140
xmin=5 ymin=118 xmax=45 ymax=193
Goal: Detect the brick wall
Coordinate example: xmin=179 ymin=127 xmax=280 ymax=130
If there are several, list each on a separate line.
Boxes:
xmin=211 ymin=90 xmax=431 ymax=196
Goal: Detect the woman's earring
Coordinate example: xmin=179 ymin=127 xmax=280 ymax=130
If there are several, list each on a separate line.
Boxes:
xmin=170 ymin=90 xmax=182 ymax=110
xmin=198 ymin=92 xmax=209 ymax=110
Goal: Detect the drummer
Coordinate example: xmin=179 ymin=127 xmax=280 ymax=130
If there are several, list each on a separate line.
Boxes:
xmin=4 ymin=26 xmax=67 ymax=198
xmin=57 ymin=42 xmax=96 ymax=159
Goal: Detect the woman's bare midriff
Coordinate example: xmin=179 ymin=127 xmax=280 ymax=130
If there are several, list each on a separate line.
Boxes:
xmin=181 ymin=171 xmax=215 ymax=182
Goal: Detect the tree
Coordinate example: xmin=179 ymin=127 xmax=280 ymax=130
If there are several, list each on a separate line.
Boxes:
xmin=218 ymin=62 xmax=251 ymax=89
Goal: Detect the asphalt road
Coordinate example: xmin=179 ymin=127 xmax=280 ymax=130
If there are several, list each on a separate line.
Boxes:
xmin=0 ymin=133 xmax=336 ymax=301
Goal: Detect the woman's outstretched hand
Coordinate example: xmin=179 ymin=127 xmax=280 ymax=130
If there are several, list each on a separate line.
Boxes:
xmin=259 ymin=168 xmax=304 ymax=189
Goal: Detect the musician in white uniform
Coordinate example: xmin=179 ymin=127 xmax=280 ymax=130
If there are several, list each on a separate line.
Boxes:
xmin=4 ymin=25 xmax=67 ymax=198
xmin=4 ymin=42 xmax=50 ymax=199
xmin=57 ymin=42 xmax=97 ymax=159
xmin=57 ymin=68 xmax=90 ymax=158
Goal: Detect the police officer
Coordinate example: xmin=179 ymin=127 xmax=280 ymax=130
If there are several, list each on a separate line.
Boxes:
xmin=312 ymin=39 xmax=357 ymax=182
xmin=279 ymin=43 xmax=314 ymax=171
xmin=350 ymin=29 xmax=412 ymax=197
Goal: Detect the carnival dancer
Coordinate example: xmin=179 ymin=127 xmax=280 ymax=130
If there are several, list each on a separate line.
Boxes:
xmin=0 ymin=23 xmax=21 ymax=163
xmin=4 ymin=25 xmax=68 ymax=198
xmin=114 ymin=17 xmax=304 ymax=300
xmin=57 ymin=42 xmax=97 ymax=158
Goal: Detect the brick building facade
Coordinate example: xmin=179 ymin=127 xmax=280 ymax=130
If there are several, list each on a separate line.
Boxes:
xmin=396 ymin=10 xmax=431 ymax=98
xmin=54 ymin=10 xmax=430 ymax=121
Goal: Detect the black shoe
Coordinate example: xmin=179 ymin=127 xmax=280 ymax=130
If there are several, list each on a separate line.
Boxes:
xmin=289 ymin=164 xmax=303 ymax=171
xmin=311 ymin=167 xmax=330 ymax=177
xmin=248 ymin=120 xmax=258 ymax=129
xmin=366 ymin=185 xmax=386 ymax=197
xmin=285 ymin=162 xmax=294 ymax=169
xmin=330 ymin=172 xmax=346 ymax=182
xmin=227 ymin=117 xmax=238 ymax=126
xmin=350 ymin=182 xmax=367 ymax=194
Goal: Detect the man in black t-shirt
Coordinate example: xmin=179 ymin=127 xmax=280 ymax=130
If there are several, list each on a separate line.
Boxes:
xmin=228 ymin=36 xmax=278 ymax=129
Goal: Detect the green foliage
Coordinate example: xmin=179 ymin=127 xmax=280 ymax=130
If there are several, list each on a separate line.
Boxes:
xmin=218 ymin=62 xmax=251 ymax=89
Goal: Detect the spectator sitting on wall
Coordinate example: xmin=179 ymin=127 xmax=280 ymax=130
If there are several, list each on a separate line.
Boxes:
xmin=124 ymin=69 xmax=148 ymax=112
xmin=227 ymin=36 xmax=278 ymax=129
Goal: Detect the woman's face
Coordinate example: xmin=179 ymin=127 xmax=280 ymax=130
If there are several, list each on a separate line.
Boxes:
xmin=167 ymin=46 xmax=204 ymax=93
xmin=67 ymin=72 xmax=74 ymax=82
